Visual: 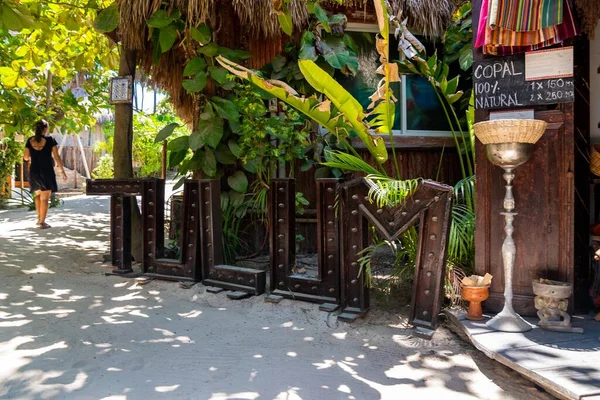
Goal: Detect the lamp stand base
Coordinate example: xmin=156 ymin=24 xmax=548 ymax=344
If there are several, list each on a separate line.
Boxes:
xmin=486 ymin=306 xmax=532 ymax=333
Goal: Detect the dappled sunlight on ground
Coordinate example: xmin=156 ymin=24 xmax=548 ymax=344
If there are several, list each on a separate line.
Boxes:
xmin=0 ymin=196 xmax=555 ymax=399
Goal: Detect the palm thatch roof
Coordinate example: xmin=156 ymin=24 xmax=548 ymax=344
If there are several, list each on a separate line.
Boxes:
xmin=115 ymin=0 xmax=454 ymax=124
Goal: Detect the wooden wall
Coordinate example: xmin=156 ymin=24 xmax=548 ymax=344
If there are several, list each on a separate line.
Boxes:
xmin=472 ymin=0 xmax=590 ymax=314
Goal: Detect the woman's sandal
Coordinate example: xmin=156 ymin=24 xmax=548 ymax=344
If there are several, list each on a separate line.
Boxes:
xmin=39 ymin=222 xmax=51 ymax=229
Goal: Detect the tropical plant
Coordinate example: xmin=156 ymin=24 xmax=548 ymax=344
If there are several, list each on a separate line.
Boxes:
xmin=0 ymin=137 xmax=23 ymax=197
xmin=0 ymin=1 xmax=117 ymax=139
xmin=220 ymin=0 xmax=477 ymax=302
xmin=92 ymin=153 xmax=114 ymax=179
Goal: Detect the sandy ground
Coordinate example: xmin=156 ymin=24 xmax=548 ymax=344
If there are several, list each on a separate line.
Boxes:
xmin=0 ymin=196 xmax=556 ymax=400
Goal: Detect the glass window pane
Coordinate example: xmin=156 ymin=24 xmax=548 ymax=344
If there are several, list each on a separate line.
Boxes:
xmin=335 ymin=31 xmax=402 ymax=131
xmin=405 ymin=74 xmax=451 ymax=131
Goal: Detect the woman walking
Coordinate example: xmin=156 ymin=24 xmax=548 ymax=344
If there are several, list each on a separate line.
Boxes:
xmin=23 ymin=120 xmax=67 ymax=229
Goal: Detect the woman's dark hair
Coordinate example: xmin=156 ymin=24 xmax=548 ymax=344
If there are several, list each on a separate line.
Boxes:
xmin=34 ymin=120 xmax=48 ymax=143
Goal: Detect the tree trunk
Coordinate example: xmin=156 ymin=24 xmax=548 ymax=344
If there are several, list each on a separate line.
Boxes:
xmin=113 ymin=47 xmax=143 ymax=263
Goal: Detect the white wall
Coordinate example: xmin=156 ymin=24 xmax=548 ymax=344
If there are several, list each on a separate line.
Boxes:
xmin=590 ymin=21 xmax=600 ymax=141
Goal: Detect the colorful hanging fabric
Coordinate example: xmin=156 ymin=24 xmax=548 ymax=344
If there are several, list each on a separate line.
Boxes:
xmin=491 ymin=0 xmax=564 ymax=31
xmin=475 ymin=0 xmax=489 ymax=48
xmin=488 ymin=0 xmax=500 ymax=29
xmin=483 ymin=0 xmax=578 ymax=55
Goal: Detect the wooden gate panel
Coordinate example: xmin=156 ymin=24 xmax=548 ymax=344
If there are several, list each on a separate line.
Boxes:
xmin=110 ymin=194 xmax=132 ymax=272
xmin=270 ymin=178 xmax=341 ymax=303
xmin=410 ymin=190 xmax=453 ymax=330
xmin=339 ymin=180 xmax=370 ymax=317
xmin=142 ymin=179 xmax=165 ymax=272
xmin=200 ymin=179 xmax=266 ymax=294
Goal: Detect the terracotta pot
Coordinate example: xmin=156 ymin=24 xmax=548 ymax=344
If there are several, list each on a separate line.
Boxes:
xmin=462 ymin=285 xmax=490 ymax=321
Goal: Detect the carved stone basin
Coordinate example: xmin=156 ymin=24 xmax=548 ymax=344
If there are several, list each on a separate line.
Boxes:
xmin=532 ymin=279 xmax=572 ymax=299
xmin=532 ymin=279 xmax=582 ymax=333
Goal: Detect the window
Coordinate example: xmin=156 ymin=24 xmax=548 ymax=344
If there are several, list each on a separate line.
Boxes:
xmin=336 ymin=26 xmax=453 ymax=137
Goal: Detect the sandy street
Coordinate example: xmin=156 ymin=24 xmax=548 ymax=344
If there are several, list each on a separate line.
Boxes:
xmin=0 ymin=196 xmax=554 ymax=400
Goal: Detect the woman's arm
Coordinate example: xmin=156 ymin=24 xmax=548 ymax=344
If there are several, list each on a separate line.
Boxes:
xmin=51 ymin=146 xmax=68 ymax=181
xmin=23 ymin=147 xmax=31 ymax=162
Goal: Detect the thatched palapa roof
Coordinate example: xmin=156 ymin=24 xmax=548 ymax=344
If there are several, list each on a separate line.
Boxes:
xmin=115 ymin=0 xmax=455 ymax=124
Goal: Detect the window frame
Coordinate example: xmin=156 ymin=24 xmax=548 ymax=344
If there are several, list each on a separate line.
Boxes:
xmin=344 ymin=22 xmax=454 ymax=138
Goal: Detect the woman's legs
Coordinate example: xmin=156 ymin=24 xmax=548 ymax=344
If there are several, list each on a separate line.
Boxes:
xmin=34 ymin=190 xmax=42 ymax=224
xmin=38 ymin=190 xmax=51 ymax=226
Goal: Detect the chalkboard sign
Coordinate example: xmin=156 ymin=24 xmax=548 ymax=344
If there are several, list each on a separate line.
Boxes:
xmin=473 ymin=53 xmax=574 ymax=110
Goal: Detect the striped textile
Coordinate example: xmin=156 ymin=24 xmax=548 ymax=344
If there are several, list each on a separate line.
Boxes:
xmin=491 ymin=0 xmax=564 ymax=31
xmin=475 ymin=0 xmax=489 ymax=48
xmin=483 ymin=0 xmax=578 ymax=55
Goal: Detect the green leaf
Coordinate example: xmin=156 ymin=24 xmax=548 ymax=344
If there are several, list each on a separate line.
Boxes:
xmin=228 ymin=139 xmax=242 ymax=157
xmin=299 ymin=31 xmax=318 ymax=61
xmin=342 ymin=33 xmax=359 ymax=54
xmin=215 ymin=144 xmax=236 ymax=164
xmin=182 ymin=71 xmax=207 ymax=93
xmin=446 ymin=76 xmax=460 ymax=96
xmin=189 ymin=150 xmax=205 ymax=171
xmin=320 ymin=36 xmax=349 ymax=70
xmin=155 ymin=122 xmax=179 ymax=142
xmin=243 ymin=158 xmax=259 ymax=173
xmin=94 ymin=3 xmax=119 ymax=33
xmin=183 ymin=58 xmax=207 ymax=77
xmin=199 ymin=42 xmax=219 ymax=57
xmin=203 ymin=148 xmax=217 ymax=176
xmin=227 ymin=171 xmax=248 ymax=193
xmin=173 ymin=176 xmax=186 ymax=190
xmin=218 ymin=47 xmax=252 ymax=61
xmin=446 ymin=92 xmax=463 ymax=104
xmin=315 ymin=167 xmax=330 ymax=179
xmin=147 ymin=10 xmax=172 ymax=29
xmin=169 ymin=149 xmax=187 ymax=168
xmin=189 ymin=130 xmax=205 ymax=150
xmin=207 ymin=66 xmax=228 ymax=85
xmin=458 ymin=43 xmax=473 ymax=71
xmin=313 ymin=4 xmax=330 ymax=32
xmin=159 ymin=26 xmax=178 ymax=53
xmin=277 ymin=12 xmax=294 ymax=36
xmin=167 ymin=136 xmax=189 ymax=152
xmin=191 ymin=24 xmax=211 ymax=45
xmin=300 ymin=160 xmax=314 ymax=172
xmin=198 ymin=116 xmax=224 ymax=148
xmin=272 ymin=55 xmax=287 ymax=73
xmin=211 ymin=97 xmax=239 ymax=122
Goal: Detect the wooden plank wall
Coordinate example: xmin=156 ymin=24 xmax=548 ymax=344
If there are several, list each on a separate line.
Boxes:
xmin=472 ymin=0 xmax=590 ymax=314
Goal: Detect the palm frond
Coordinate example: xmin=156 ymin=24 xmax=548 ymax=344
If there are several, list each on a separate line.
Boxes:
xmin=454 ymin=174 xmax=475 ymax=210
xmin=322 ymin=150 xmax=382 ymax=176
xmin=447 ymin=203 xmax=475 ymax=270
xmin=366 ymin=175 xmax=420 ymax=208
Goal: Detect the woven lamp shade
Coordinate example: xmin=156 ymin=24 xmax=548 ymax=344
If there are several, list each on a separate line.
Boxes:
xmin=473 ymin=119 xmax=548 ymax=145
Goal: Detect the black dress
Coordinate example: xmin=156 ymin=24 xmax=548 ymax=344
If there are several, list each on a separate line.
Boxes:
xmin=26 ymin=136 xmax=58 ymax=193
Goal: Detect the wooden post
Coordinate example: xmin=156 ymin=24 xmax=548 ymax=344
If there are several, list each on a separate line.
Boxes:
xmin=73 ymin=134 xmax=77 ymax=189
xmin=161 ymin=140 xmax=167 ymax=179
xmin=76 ymin=134 xmax=91 ymax=179
xmin=19 ymin=161 xmax=24 ymax=205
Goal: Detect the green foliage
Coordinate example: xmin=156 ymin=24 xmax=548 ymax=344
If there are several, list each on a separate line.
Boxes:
xmin=92 ymin=154 xmax=114 ymax=179
xmin=443 ymin=2 xmax=473 ymax=71
xmin=0 ymin=137 xmax=23 ymax=198
xmin=1 ymin=0 xmax=117 ymax=144
xmin=94 ymin=3 xmax=119 ymax=33
xmin=95 ymin=103 xmax=189 ymax=179
xmin=220 ymin=190 xmax=250 ymax=263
